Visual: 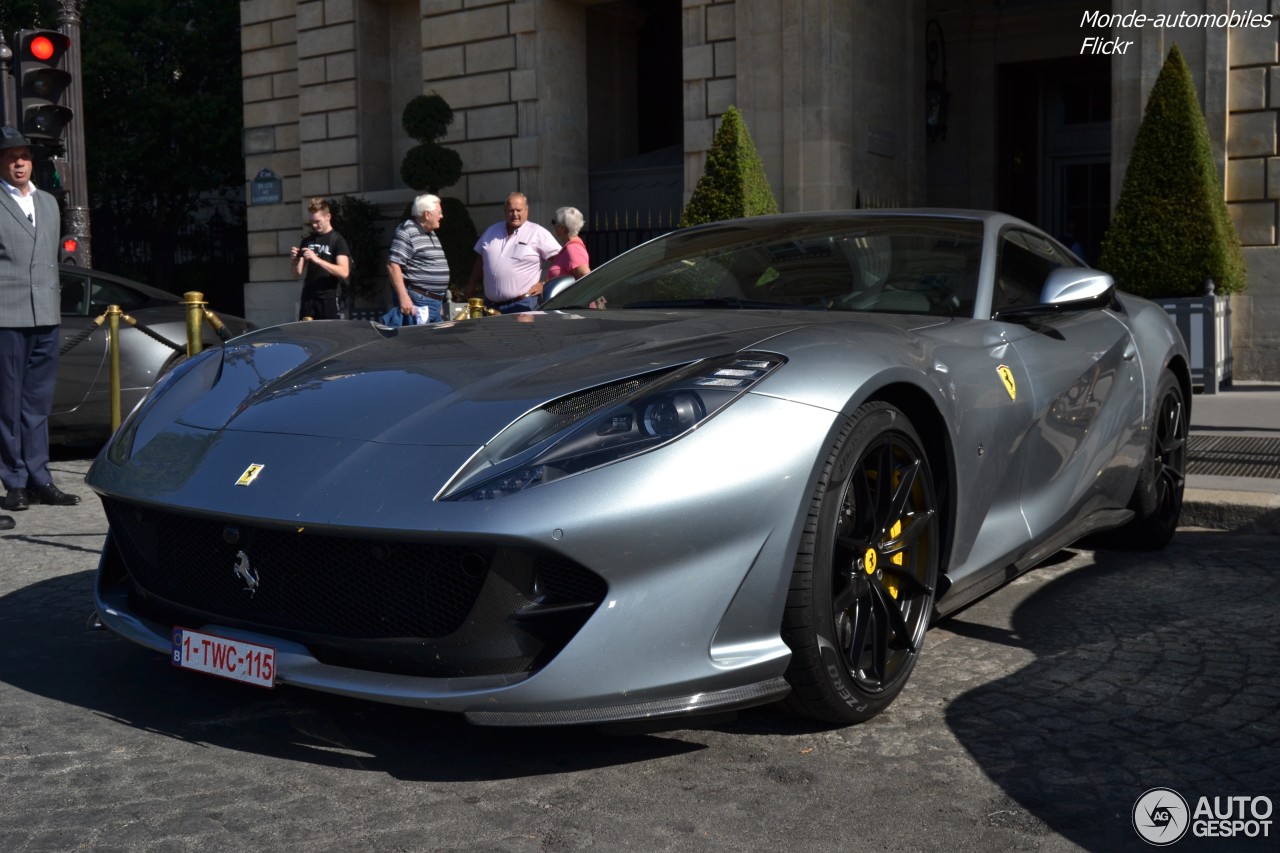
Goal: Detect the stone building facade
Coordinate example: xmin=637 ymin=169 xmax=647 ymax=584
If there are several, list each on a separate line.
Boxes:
xmin=239 ymin=0 xmax=1280 ymax=379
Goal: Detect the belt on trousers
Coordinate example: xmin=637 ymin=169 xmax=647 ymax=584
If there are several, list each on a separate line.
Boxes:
xmin=407 ymin=285 xmax=446 ymax=300
xmin=487 ymin=294 xmax=533 ymax=308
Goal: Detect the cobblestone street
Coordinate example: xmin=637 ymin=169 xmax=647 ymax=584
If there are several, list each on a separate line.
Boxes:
xmin=1 ymin=457 xmax=1277 ymax=851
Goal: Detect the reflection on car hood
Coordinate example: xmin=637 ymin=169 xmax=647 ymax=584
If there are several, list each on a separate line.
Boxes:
xmin=173 ymin=311 xmax=935 ymax=446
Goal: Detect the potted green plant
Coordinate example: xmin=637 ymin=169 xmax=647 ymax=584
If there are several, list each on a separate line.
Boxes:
xmin=1098 ymin=44 xmax=1246 ymax=393
xmin=680 ymin=105 xmax=779 ymax=226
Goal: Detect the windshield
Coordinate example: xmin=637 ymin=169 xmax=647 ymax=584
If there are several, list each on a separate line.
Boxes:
xmin=543 ymin=216 xmax=985 ymax=318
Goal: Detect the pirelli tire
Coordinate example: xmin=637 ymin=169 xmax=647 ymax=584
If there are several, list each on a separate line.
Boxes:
xmin=782 ymin=402 xmax=941 ymax=725
xmin=1117 ymin=370 xmax=1188 ymax=551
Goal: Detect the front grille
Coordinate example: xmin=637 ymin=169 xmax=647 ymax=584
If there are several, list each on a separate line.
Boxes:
xmin=101 ymin=498 xmax=607 ymax=677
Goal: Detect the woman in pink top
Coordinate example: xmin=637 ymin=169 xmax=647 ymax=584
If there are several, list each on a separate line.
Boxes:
xmin=546 ymin=206 xmax=591 ymax=281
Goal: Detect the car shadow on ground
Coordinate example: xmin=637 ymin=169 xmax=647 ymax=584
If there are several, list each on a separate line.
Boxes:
xmin=0 ymin=570 xmax=712 ymax=781
xmin=939 ymin=531 xmax=1280 ymax=849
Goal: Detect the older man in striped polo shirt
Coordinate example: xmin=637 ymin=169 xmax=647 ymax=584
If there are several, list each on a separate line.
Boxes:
xmin=387 ymin=193 xmax=450 ymax=323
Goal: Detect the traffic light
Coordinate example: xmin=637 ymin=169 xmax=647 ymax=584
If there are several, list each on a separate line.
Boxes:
xmin=15 ymin=29 xmax=73 ymax=147
xmin=59 ymin=236 xmax=83 ymax=266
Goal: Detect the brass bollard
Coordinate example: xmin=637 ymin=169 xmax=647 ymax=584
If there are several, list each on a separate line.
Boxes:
xmin=106 ymin=305 xmax=123 ymax=431
xmin=466 ymin=298 xmax=499 ymax=319
xmin=180 ymin=291 xmax=206 ymax=357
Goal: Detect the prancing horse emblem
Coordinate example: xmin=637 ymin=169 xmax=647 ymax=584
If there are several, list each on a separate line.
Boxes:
xmin=996 ymin=364 xmax=1017 ymax=401
xmin=233 ymin=550 xmax=259 ymax=596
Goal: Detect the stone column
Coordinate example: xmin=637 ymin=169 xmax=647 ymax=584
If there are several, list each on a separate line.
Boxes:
xmin=241 ymin=0 xmax=303 ymax=326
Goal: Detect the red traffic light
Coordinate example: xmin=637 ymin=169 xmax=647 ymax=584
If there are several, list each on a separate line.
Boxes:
xmin=59 ymin=236 xmax=81 ymax=265
xmin=30 ymin=35 xmax=56 ymax=61
xmin=19 ymin=30 xmax=69 ymax=63
xmin=16 ymin=30 xmax=74 ymax=145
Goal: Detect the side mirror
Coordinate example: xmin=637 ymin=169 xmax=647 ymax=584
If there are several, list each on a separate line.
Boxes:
xmin=1040 ymin=267 xmax=1114 ymax=306
xmin=542 ymin=275 xmax=577 ymax=304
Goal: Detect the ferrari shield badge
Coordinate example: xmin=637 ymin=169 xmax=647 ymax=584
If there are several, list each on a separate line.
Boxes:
xmin=996 ymin=365 xmax=1016 ymax=401
xmin=235 ymin=463 xmax=265 ymax=487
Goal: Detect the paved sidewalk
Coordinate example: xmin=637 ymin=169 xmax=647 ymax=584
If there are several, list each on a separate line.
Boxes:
xmin=1184 ymin=381 xmax=1280 ymax=533
xmin=0 ymin=457 xmax=105 ymax=595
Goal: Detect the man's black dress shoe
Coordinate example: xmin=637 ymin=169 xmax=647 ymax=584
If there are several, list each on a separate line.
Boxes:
xmin=32 ymin=484 xmax=80 ymax=506
xmin=3 ymin=488 xmax=29 ymax=511
xmin=0 ymin=514 xmax=13 ymax=531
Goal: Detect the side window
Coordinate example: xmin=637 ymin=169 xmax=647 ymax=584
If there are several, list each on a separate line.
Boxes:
xmin=59 ymin=271 xmax=90 ymax=316
xmin=89 ymin=279 xmax=149 ymax=313
xmin=993 ymin=230 xmax=1068 ymax=314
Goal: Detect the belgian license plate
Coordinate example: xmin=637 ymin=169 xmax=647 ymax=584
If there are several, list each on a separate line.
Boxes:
xmin=171 ymin=627 xmax=276 ymax=688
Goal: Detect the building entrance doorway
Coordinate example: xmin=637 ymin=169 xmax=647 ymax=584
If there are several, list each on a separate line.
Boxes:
xmin=585 ymin=0 xmax=683 ymax=261
xmin=997 ymin=56 xmax=1111 ymax=264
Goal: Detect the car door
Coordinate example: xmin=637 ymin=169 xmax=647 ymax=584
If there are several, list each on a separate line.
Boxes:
xmin=52 ymin=268 xmax=108 ymax=414
xmin=995 ymin=229 xmax=1146 ymax=539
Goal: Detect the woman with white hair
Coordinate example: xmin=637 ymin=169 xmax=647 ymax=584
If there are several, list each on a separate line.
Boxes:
xmin=545 ymin=206 xmax=591 ymax=282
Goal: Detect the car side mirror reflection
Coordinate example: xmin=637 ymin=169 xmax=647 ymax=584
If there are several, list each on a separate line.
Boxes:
xmin=542 ymin=275 xmax=577 ymax=304
xmin=1040 ymin=267 xmax=1114 ymax=306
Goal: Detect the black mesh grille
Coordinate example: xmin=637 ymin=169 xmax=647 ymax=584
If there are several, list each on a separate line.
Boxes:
xmin=101 ymin=498 xmax=608 ymax=677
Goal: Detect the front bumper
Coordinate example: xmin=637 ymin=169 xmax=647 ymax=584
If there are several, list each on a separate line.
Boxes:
xmin=95 ymin=551 xmax=791 ymax=725
xmin=90 ymin=393 xmax=837 ymax=725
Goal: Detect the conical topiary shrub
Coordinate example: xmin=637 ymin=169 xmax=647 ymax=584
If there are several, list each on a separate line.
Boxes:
xmin=1099 ymin=44 xmax=1247 ymax=298
xmin=680 ymin=105 xmax=779 ymax=226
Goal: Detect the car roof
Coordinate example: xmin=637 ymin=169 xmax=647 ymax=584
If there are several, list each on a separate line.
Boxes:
xmin=60 ymin=265 xmax=181 ymax=303
xmin=685 ymin=208 xmax=1027 ymax=231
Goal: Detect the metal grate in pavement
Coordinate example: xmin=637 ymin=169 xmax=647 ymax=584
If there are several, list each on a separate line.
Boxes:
xmin=1187 ymin=435 xmax=1280 ymax=479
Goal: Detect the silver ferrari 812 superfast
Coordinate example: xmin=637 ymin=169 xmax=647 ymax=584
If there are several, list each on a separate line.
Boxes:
xmin=88 ymin=210 xmax=1190 ymax=727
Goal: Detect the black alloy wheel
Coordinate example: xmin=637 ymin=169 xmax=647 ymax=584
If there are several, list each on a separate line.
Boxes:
xmin=1150 ymin=378 xmax=1188 ymax=528
xmin=1117 ymin=371 xmax=1187 ymax=550
xmin=783 ymin=402 xmax=940 ymax=724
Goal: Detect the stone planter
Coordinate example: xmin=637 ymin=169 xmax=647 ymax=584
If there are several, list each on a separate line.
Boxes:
xmin=1155 ymin=294 xmax=1232 ymax=394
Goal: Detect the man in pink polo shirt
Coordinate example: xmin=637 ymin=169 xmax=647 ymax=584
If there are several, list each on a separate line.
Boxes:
xmin=464 ymin=192 xmax=561 ymax=314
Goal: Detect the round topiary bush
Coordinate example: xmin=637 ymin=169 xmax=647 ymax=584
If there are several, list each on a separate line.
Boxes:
xmin=400 ymin=145 xmax=463 ymax=194
xmin=396 ymin=92 xmax=477 ymax=294
xmin=402 ymin=94 xmax=454 ymax=143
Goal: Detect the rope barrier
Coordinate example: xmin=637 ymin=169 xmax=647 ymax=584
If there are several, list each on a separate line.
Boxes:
xmin=124 ymin=315 xmax=185 ymax=354
xmin=83 ymin=291 xmax=227 ymax=431
xmin=58 ymin=311 xmax=186 ymax=356
xmin=59 ymin=316 xmax=105 ymax=355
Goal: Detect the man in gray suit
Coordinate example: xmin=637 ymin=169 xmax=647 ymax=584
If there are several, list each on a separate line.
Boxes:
xmin=0 ymin=126 xmax=79 ymax=517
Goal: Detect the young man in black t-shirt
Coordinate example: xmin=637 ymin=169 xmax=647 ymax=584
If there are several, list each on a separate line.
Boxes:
xmin=291 ymin=197 xmax=351 ymax=320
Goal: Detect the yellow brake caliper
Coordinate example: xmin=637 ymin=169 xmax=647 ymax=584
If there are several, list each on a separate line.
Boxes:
xmin=863 ymin=520 xmax=903 ymax=600
xmin=885 ymin=519 xmax=903 ymax=600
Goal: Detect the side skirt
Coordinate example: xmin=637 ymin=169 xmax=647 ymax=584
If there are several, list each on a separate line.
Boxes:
xmin=933 ymin=507 xmax=1133 ymax=618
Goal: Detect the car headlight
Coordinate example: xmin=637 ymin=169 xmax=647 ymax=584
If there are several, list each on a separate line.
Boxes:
xmin=441 ymin=353 xmax=784 ymax=501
